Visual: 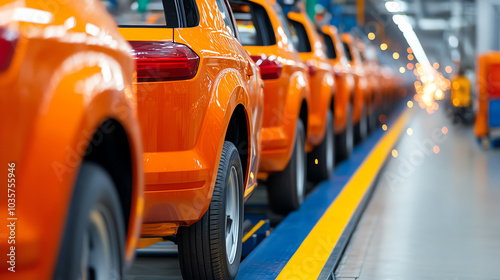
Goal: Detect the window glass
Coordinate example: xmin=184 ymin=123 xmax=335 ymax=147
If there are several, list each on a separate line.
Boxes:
xmin=273 ymin=5 xmax=294 ymax=46
xmin=231 ymin=2 xmax=275 ymax=46
xmin=318 ymin=30 xmax=337 ymax=59
xmin=232 ymin=3 xmax=259 ymax=45
xmin=343 ymin=42 xmax=353 ymax=62
xmin=359 ymin=48 xmax=366 ymax=62
xmin=102 ymin=0 xmax=167 ymax=26
xmin=215 ymin=0 xmax=236 ymax=36
xmin=287 ymin=19 xmax=311 ymax=53
xmin=103 ymin=0 xmax=199 ymax=28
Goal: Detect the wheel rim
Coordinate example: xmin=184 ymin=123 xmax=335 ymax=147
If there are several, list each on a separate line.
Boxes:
xmin=326 ymin=116 xmax=334 ymax=173
xmin=81 ymin=206 xmax=120 ymax=280
xmin=225 ymin=166 xmax=240 ymax=265
xmin=296 ymin=130 xmax=305 ymax=204
xmin=346 ymin=105 xmax=353 ymax=153
xmin=360 ymin=106 xmax=367 ymax=138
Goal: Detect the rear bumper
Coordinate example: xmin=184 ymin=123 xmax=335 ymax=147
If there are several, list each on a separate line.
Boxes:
xmin=141 ymin=149 xmax=214 ymax=236
xmin=259 ymin=125 xmax=295 ymax=173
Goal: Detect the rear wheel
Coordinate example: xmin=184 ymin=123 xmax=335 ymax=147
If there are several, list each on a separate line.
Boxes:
xmin=307 ymin=110 xmax=334 ymax=182
xmin=55 ymin=162 xmax=125 ymax=280
xmin=177 ymin=141 xmax=244 ymax=280
xmin=354 ymin=105 xmax=368 ymax=143
xmin=368 ymin=109 xmax=377 ymax=133
xmin=336 ymin=103 xmax=353 ymax=161
xmin=480 ymin=135 xmax=491 ymax=149
xmin=267 ymin=119 xmax=306 ymax=215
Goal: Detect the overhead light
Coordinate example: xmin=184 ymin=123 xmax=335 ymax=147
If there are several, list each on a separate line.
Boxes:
xmin=448 ymin=35 xmax=459 ymax=48
xmin=418 ymin=19 xmax=448 ymax=31
xmin=385 ymin=1 xmax=407 ymax=13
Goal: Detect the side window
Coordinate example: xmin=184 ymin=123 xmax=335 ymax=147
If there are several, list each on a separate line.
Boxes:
xmin=102 ymin=0 xmax=167 ymax=26
xmin=215 ymin=0 xmax=237 ymax=37
xmin=287 ymin=19 xmax=312 ymax=53
xmin=359 ymin=48 xmax=366 ymax=62
xmin=343 ymin=42 xmax=353 ymax=62
xmin=102 ymin=0 xmax=199 ymax=28
xmin=231 ymin=1 xmax=276 ymax=46
xmin=273 ymin=4 xmax=294 ymax=47
xmin=318 ymin=29 xmax=337 ymax=59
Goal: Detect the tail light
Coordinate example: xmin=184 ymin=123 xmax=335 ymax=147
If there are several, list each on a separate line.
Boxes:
xmin=251 ymin=55 xmax=282 ymax=80
xmin=306 ymin=61 xmax=317 ymax=76
xmin=488 ymin=64 xmax=500 ymax=98
xmin=130 ymin=41 xmax=199 ymax=82
xmin=0 ymin=27 xmax=18 ymax=72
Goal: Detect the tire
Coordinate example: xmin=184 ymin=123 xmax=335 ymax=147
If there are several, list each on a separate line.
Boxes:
xmin=354 ymin=105 xmax=368 ymax=143
xmin=336 ymin=103 xmax=354 ymax=161
xmin=55 ymin=162 xmax=125 ymax=280
xmin=480 ymin=136 xmax=491 ymax=149
xmin=267 ymin=119 xmax=306 ymax=215
xmin=368 ymin=109 xmax=377 ymax=133
xmin=177 ymin=141 xmax=244 ymax=280
xmin=307 ymin=110 xmax=334 ymax=182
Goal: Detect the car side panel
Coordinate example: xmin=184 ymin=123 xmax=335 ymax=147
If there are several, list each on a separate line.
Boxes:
xmin=0 ymin=48 xmax=141 ymax=279
xmin=138 ymin=0 xmax=262 ymax=233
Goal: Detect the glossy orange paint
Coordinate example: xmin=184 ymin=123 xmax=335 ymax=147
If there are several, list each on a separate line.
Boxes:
xmin=379 ymin=65 xmax=396 ymax=110
xmin=475 ymin=52 xmax=500 ymax=138
xmin=356 ymin=41 xmax=374 ymax=116
xmin=321 ymin=25 xmax=354 ymax=134
xmin=341 ymin=33 xmax=367 ymax=126
xmin=0 ymin=0 xmax=144 ymax=279
xmin=287 ymin=4 xmax=335 ymax=148
xmin=231 ymin=0 xmax=310 ymax=173
xmin=385 ymin=67 xmax=399 ymax=108
xmin=358 ymin=40 xmax=382 ymax=116
xmin=118 ymin=0 xmax=264 ymax=237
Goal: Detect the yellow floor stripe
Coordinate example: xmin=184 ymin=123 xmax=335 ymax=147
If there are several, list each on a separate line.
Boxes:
xmin=276 ymin=110 xmax=410 ymax=280
xmin=242 ymin=220 xmax=266 ymax=243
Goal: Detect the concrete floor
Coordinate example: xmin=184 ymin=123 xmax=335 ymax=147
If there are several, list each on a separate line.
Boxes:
xmin=125 ymin=184 xmax=286 ymax=280
xmin=127 ymin=106 xmax=500 ymax=280
xmin=335 ymin=108 xmax=500 ymax=280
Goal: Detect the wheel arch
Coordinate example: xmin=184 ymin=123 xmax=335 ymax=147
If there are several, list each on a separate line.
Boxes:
xmin=83 ymin=119 xmax=133 ymax=234
xmin=224 ymin=104 xmax=250 ymax=187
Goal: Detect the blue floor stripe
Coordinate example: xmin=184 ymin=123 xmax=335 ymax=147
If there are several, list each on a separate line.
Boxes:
xmin=237 ymin=106 xmax=406 ymax=280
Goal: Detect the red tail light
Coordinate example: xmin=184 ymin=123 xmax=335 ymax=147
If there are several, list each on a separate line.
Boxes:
xmin=488 ymin=64 xmax=500 ymax=98
xmin=130 ymin=41 xmax=199 ymax=82
xmin=0 ymin=27 xmax=18 ymax=72
xmin=251 ymin=55 xmax=282 ymax=80
xmin=306 ymin=61 xmax=317 ymax=76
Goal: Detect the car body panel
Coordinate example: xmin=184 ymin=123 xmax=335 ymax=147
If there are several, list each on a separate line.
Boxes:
xmin=321 ymin=25 xmax=354 ymax=134
xmin=287 ymin=6 xmax=335 ymax=148
xmin=341 ymin=33 xmax=367 ymax=126
xmin=231 ymin=0 xmax=310 ymax=173
xmin=0 ymin=0 xmax=143 ymax=278
xmin=117 ymin=0 xmax=264 ymax=236
xmin=475 ymin=52 xmax=500 ymax=137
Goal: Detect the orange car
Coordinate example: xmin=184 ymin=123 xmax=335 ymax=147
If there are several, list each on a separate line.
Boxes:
xmin=358 ymin=40 xmax=381 ymax=131
xmin=113 ymin=0 xmax=264 ymax=278
xmin=319 ymin=25 xmax=355 ymax=160
xmin=380 ymin=65 xmax=395 ymax=112
xmin=229 ymin=0 xmax=310 ymax=214
xmin=342 ymin=33 xmax=368 ymax=142
xmin=0 ymin=0 xmax=144 ymax=279
xmin=476 ymin=52 xmax=500 ymax=147
xmin=287 ymin=3 xmax=336 ymax=182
